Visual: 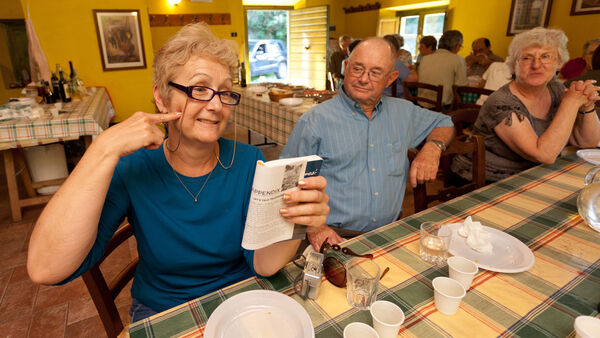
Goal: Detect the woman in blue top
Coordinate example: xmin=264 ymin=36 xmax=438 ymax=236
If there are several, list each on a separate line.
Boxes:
xmin=26 ymin=23 xmax=329 ymax=321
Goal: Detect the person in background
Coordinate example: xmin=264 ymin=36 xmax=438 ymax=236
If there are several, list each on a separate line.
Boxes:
xmin=475 ymin=61 xmax=513 ymax=105
xmin=27 ymin=23 xmax=329 ymax=322
xmin=416 ymin=35 xmax=437 ymax=65
xmin=417 ymin=30 xmax=468 ymax=110
xmin=559 ymin=38 xmax=600 ymax=81
xmin=341 ymin=39 xmax=362 ymax=78
xmin=281 ymin=37 xmax=454 ymax=250
xmin=394 ymin=34 xmax=413 ymax=67
xmin=465 ymin=38 xmax=504 ymax=77
xmin=452 ymin=27 xmax=600 ymax=183
xmin=383 ymin=34 xmax=411 ymax=98
xmin=328 ymin=35 xmax=352 ymax=84
xmin=566 ymin=45 xmax=600 ymax=87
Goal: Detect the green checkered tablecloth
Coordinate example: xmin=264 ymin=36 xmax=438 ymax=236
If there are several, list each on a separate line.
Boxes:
xmin=232 ymin=85 xmax=315 ymax=146
xmin=0 ymin=87 xmax=113 ymax=144
xmin=129 ymin=154 xmax=600 ymax=337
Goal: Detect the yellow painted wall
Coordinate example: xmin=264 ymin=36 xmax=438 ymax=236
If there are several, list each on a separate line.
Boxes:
xmin=147 ymin=0 xmax=245 ymax=58
xmin=17 ymin=0 xmax=155 ymax=122
xmin=0 ymin=0 xmax=27 ymax=103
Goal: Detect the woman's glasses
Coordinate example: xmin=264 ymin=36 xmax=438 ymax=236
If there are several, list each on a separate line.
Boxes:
xmin=168 ymin=81 xmax=241 ymax=105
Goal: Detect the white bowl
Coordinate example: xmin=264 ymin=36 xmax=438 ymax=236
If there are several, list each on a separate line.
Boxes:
xmin=279 ymin=97 xmax=303 ymax=106
xmin=575 ymin=316 xmax=600 ymax=338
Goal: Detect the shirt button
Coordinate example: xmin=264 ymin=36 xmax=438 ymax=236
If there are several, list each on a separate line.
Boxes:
xmin=370 ymin=144 xmax=374 ymax=147
xmin=372 ymin=168 xmax=376 ymax=172
xmin=374 ymin=192 xmax=379 ymax=196
xmin=372 ymin=218 xmax=377 ymax=222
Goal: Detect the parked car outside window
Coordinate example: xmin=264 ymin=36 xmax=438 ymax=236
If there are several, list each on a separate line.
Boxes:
xmin=248 ymin=39 xmax=288 ymax=79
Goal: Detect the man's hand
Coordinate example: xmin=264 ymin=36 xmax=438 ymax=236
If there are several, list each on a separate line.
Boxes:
xmin=409 ymin=142 xmax=443 ymax=188
xmin=306 ymin=224 xmax=343 ymax=251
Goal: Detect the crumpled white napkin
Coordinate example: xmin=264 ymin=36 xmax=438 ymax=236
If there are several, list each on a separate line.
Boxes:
xmin=459 ymin=216 xmax=492 ymax=254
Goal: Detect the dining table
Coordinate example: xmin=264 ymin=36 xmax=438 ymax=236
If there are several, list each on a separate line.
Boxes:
xmin=232 ymin=84 xmax=317 ymax=146
xmin=128 ymin=153 xmax=600 ymax=337
xmin=0 ymin=87 xmax=114 ymax=221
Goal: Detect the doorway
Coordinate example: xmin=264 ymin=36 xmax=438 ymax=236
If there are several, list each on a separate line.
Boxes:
xmin=245 ymin=9 xmax=289 ymax=84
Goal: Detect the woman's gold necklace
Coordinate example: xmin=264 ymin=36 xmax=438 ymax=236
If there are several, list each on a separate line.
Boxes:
xmin=173 ymin=166 xmax=213 ymax=203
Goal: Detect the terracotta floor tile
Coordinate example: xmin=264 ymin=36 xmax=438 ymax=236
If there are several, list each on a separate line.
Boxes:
xmin=65 ymin=314 xmax=108 ymax=338
xmin=67 ymin=296 xmax=98 ymax=325
xmin=0 ymin=278 xmax=38 ymax=324
xmin=0 ymin=251 xmax=27 ymax=271
xmin=8 ymin=265 xmax=30 ymax=284
xmin=100 ymin=244 xmax=133 ymax=283
xmin=35 ymin=277 xmax=89 ymax=310
xmin=0 ymin=269 xmax=12 ymax=304
xmin=28 ymin=303 xmax=67 ymax=338
xmin=0 ymin=313 xmax=30 ymax=337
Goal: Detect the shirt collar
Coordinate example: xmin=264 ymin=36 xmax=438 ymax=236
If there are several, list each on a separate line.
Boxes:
xmin=338 ymin=82 xmax=385 ymax=119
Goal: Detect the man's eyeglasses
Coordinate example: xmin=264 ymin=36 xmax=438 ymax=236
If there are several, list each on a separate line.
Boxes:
xmin=168 ymin=81 xmax=241 ymax=105
xmin=517 ymin=53 xmax=555 ymax=66
xmin=347 ymin=64 xmax=388 ymax=82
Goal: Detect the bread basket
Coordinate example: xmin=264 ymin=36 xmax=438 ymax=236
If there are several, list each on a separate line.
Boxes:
xmin=268 ymin=88 xmax=294 ymax=102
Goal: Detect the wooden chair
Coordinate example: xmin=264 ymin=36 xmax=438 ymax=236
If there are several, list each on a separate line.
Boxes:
xmin=452 ymin=85 xmax=494 ymax=110
xmin=408 ymin=134 xmax=486 ymax=213
xmin=402 ymin=81 xmax=444 ymax=112
xmin=82 ymin=222 xmax=138 ymax=338
xmin=448 ymin=108 xmax=480 ymax=135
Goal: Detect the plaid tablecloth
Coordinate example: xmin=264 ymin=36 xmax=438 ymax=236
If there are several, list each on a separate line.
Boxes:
xmin=129 ymin=154 xmax=600 ymax=337
xmin=232 ymin=86 xmax=315 ymax=146
xmin=0 ymin=87 xmax=114 ymax=144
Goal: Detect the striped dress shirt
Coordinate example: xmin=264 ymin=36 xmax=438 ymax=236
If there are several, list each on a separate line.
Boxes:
xmin=281 ymin=88 xmax=453 ymax=232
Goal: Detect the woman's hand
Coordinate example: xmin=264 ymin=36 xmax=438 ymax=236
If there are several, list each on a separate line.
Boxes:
xmin=564 ymin=80 xmax=600 ymax=111
xmin=279 ymin=176 xmax=329 ymax=228
xmin=93 ymin=112 xmax=181 ymax=160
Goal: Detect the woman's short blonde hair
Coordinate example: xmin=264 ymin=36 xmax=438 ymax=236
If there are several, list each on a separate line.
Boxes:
xmin=153 ymin=22 xmax=238 ymax=105
xmin=506 ymin=27 xmax=569 ymax=73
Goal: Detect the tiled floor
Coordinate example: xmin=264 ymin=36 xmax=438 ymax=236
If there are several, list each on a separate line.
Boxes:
xmin=0 ymin=122 xmax=416 ymax=337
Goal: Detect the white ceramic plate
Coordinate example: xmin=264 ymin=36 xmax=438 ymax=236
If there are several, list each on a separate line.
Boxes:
xmin=279 ymin=97 xmax=303 ymax=106
xmin=204 ymin=290 xmax=314 ymax=338
xmin=446 ymin=223 xmax=535 ymax=273
xmin=577 ymin=149 xmax=600 ymax=165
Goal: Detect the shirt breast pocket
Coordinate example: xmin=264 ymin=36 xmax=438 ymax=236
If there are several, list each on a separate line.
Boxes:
xmin=387 ymin=141 xmax=407 ymax=176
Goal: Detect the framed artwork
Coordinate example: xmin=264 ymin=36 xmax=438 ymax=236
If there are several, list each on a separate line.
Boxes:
xmin=93 ymin=9 xmax=146 ymax=71
xmin=506 ymin=0 xmax=553 ymax=36
xmin=570 ymin=0 xmax=600 ymax=15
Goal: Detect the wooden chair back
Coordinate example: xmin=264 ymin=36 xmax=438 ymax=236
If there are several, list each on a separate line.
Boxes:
xmin=82 ymin=222 xmax=138 ymax=338
xmin=402 ymin=81 xmax=444 ymax=112
xmin=452 ymin=85 xmax=494 ymax=110
xmin=448 ymin=108 xmax=480 ymax=135
xmin=408 ymin=134 xmax=486 ymax=213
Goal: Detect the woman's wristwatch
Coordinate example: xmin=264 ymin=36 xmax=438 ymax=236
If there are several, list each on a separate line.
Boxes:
xmin=427 ymin=139 xmax=447 ymax=152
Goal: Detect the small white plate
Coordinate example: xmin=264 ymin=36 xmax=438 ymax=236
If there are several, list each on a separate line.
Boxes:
xmin=204 ymin=290 xmax=314 ymax=338
xmin=446 ymin=223 xmax=535 ymax=273
xmin=279 ymin=97 xmax=303 ymax=106
xmin=577 ymin=149 xmax=600 ymax=165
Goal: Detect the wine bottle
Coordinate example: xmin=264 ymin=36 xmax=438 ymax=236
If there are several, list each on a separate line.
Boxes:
xmin=56 ymin=64 xmax=71 ymax=102
xmin=240 ymin=62 xmax=247 ymax=87
xmin=68 ymin=60 xmax=87 ymax=97
xmin=44 ymin=81 xmax=56 ymax=104
xmin=51 ymin=72 xmax=60 ymax=99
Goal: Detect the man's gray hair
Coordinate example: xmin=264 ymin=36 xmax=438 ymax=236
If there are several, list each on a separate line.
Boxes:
xmin=506 ymin=27 xmax=569 ymax=73
xmin=583 ymin=38 xmax=600 ymax=56
xmin=338 ymin=35 xmax=352 ymax=44
xmin=438 ymin=30 xmax=463 ymax=51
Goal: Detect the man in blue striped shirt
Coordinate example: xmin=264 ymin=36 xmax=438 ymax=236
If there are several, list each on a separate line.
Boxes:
xmin=281 ymin=37 xmax=454 ymax=250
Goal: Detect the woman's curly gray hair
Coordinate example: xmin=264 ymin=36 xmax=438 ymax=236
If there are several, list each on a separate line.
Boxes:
xmin=506 ymin=27 xmax=569 ymax=74
xmin=153 ymin=22 xmax=238 ymax=106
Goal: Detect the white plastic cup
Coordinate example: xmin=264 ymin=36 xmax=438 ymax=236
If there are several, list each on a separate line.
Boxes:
xmin=343 ymin=322 xmax=379 ymax=338
xmin=448 ymin=256 xmax=479 ymax=291
xmin=370 ymin=300 xmax=405 ymax=338
xmin=574 ymin=316 xmax=600 ymax=338
xmin=432 ymin=277 xmax=466 ymax=315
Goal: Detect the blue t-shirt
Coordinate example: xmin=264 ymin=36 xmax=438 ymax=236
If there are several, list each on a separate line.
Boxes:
xmin=63 ymin=138 xmax=265 ymax=312
xmin=281 ymin=87 xmax=453 ymax=232
xmin=384 ymin=59 xmax=411 ymax=98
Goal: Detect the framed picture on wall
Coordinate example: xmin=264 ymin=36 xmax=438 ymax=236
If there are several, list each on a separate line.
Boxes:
xmin=506 ymin=0 xmax=553 ymax=36
xmin=570 ymin=0 xmax=600 ymax=15
xmin=93 ymin=9 xmax=146 ymax=71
